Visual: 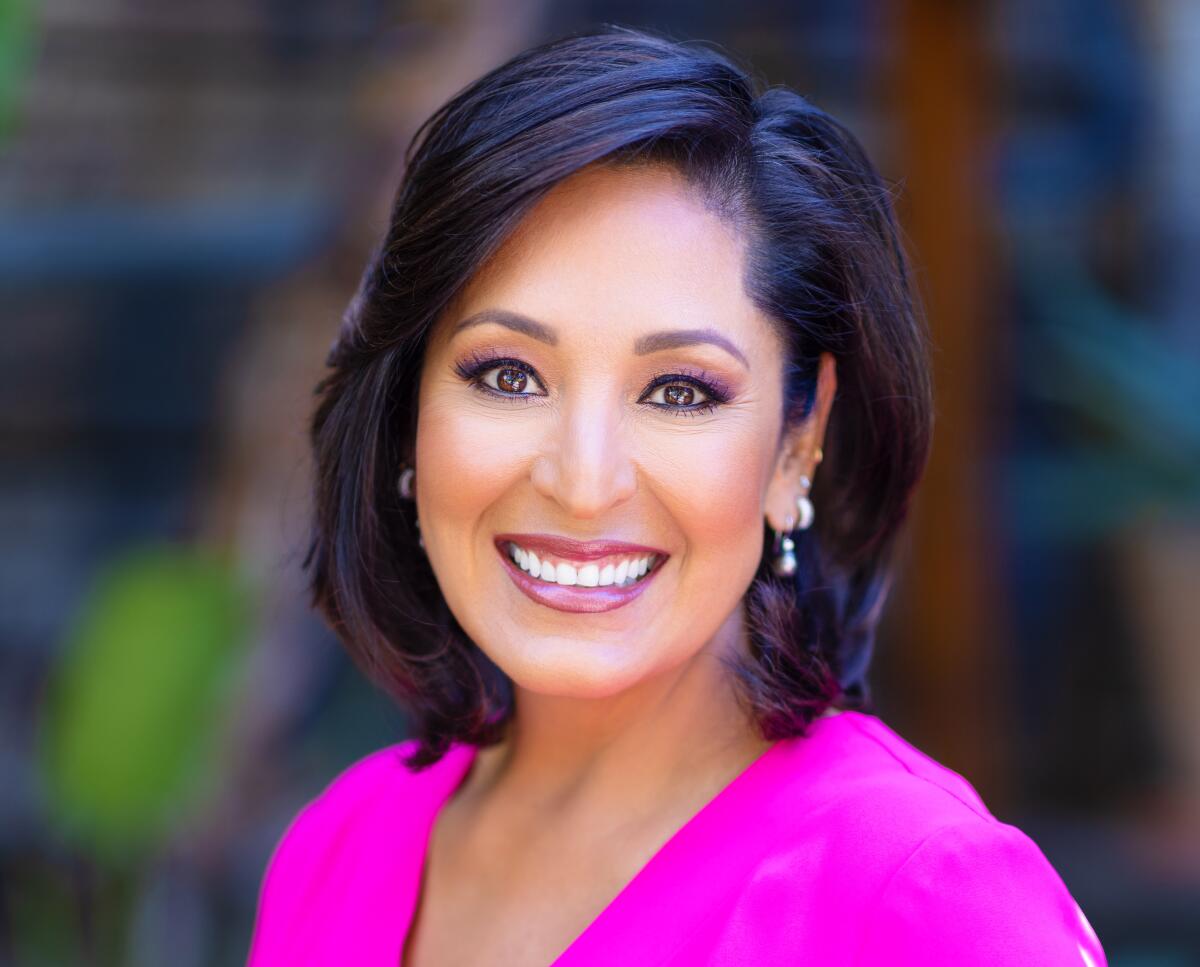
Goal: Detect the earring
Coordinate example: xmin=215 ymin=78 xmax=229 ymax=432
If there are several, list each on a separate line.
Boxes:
xmin=796 ymin=474 xmax=814 ymax=531
xmin=398 ymin=465 xmax=424 ymax=550
xmin=771 ymin=512 xmax=798 ymax=577
xmin=770 ymin=469 xmax=817 ymax=576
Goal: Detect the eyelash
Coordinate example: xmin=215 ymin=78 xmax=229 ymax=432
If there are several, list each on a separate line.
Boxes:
xmin=452 ymin=351 xmax=732 ymax=418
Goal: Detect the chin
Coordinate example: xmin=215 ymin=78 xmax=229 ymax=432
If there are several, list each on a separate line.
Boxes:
xmin=488 ymin=638 xmax=665 ymax=700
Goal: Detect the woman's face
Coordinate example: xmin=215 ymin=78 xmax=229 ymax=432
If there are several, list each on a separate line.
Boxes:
xmin=416 ymin=163 xmax=834 ymax=698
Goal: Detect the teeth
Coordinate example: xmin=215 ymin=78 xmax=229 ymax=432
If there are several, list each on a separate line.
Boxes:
xmin=508 ymin=542 xmax=657 ymax=589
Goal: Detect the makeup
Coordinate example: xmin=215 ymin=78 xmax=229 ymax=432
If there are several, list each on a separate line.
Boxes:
xmin=493 ymin=534 xmax=668 ymax=613
xmin=453 ymin=349 xmax=734 ymax=418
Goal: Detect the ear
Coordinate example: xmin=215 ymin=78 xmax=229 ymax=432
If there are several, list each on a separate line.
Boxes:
xmin=764 ymin=352 xmax=836 ymax=532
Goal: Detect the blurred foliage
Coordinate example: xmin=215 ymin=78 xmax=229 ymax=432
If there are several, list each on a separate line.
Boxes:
xmin=1013 ymin=247 xmax=1200 ymax=544
xmin=39 ymin=543 xmax=254 ymax=862
xmin=0 ymin=0 xmax=35 ymax=141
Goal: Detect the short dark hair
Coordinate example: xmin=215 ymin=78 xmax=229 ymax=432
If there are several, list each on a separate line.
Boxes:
xmin=304 ymin=24 xmax=933 ymax=769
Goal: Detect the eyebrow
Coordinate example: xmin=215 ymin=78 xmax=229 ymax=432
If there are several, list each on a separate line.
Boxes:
xmin=451 ymin=309 xmax=750 ymax=370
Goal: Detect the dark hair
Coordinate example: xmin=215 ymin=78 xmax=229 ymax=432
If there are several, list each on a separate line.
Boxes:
xmin=305 ymin=24 xmax=933 ymax=769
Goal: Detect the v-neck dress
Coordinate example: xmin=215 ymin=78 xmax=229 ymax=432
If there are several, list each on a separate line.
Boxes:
xmin=246 ymin=710 xmax=1107 ymax=965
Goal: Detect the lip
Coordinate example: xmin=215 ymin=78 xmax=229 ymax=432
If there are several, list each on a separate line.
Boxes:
xmin=494 ymin=533 xmax=667 ymax=562
xmin=493 ymin=534 xmax=668 ymax=614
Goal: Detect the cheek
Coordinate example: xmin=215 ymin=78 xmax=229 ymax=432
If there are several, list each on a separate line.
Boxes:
xmin=639 ymin=417 xmax=775 ymax=568
xmin=414 ymin=393 xmax=529 ymax=532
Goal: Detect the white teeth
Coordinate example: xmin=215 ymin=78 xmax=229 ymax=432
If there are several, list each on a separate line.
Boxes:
xmin=508 ymin=542 xmax=658 ymax=589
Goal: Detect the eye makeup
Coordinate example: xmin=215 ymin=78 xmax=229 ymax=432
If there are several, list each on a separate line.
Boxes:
xmin=641 ymin=367 xmax=733 ymax=417
xmin=451 ymin=348 xmax=735 ymax=418
xmin=453 ymin=350 xmax=547 ymax=401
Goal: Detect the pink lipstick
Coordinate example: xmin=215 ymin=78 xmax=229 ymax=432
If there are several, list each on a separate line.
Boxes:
xmin=493 ymin=533 xmax=668 ymax=614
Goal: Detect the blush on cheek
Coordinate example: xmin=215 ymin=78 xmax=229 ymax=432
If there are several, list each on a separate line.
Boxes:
xmin=654 ymin=427 xmax=772 ymax=536
xmin=414 ymin=398 xmax=536 ymax=530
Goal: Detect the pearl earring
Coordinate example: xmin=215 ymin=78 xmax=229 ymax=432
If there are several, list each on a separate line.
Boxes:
xmin=398 ymin=465 xmax=423 ymax=550
xmin=770 ymin=470 xmax=817 ymax=577
xmin=771 ymin=512 xmax=798 ymax=577
xmin=796 ymin=474 xmax=814 ymax=531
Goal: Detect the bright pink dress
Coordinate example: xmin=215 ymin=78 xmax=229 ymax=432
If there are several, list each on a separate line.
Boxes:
xmin=247 ymin=710 xmax=1107 ymax=965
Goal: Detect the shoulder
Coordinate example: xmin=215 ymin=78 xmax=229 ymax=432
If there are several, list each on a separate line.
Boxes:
xmin=247 ymin=738 xmax=467 ymax=963
xmin=761 ymin=711 xmax=1010 ymax=862
xmin=851 ymin=818 xmax=1106 ymax=965
xmin=282 ymin=739 xmax=431 ymax=825
xmin=815 ymin=710 xmax=999 ymax=827
xmin=252 ymin=739 xmax=427 ymax=903
xmin=785 ymin=712 xmax=1106 ymax=965
xmin=267 ymin=739 xmax=425 ymax=852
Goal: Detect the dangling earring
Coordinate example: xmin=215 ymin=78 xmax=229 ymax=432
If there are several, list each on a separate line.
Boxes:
xmin=770 ymin=472 xmax=817 ymax=577
xmin=398 ymin=465 xmax=424 ymax=550
xmin=771 ymin=512 xmax=798 ymax=577
xmin=795 ymin=474 xmax=814 ymax=531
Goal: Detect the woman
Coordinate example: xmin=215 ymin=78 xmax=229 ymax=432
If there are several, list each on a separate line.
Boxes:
xmin=248 ymin=25 xmax=1107 ymax=966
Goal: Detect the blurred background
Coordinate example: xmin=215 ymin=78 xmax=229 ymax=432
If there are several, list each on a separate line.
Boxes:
xmin=2 ymin=0 xmax=1197 ymax=963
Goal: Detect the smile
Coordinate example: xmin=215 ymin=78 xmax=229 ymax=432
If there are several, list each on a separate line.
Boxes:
xmin=493 ymin=534 xmax=667 ymax=613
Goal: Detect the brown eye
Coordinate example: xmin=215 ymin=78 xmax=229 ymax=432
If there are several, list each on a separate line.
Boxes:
xmin=495 ymin=367 xmax=527 ymax=393
xmin=646 ymin=381 xmax=710 ymax=408
xmin=477 ymin=361 xmax=545 ymax=396
xmin=664 ymin=385 xmax=695 ymax=406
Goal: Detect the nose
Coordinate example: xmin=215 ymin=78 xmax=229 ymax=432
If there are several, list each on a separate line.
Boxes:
xmin=530 ymin=384 xmax=638 ymax=519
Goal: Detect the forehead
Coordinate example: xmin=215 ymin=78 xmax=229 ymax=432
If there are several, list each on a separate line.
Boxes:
xmin=433 ymin=163 xmax=778 ymax=358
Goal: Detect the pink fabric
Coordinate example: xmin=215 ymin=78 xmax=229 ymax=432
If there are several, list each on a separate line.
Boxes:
xmin=247 ymin=710 xmax=1107 ymax=965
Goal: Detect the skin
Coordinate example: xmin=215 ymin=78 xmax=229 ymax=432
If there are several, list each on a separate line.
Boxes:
xmin=406 ymin=162 xmax=837 ymax=966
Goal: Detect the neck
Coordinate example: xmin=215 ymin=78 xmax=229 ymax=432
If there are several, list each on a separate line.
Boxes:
xmin=468 ymin=600 xmax=772 ymax=813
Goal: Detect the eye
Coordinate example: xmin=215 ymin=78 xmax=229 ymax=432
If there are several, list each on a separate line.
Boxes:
xmin=643 ymin=380 xmax=712 ymax=408
xmin=640 ymin=371 xmax=730 ymax=418
xmin=478 ymin=361 xmax=545 ymax=396
xmin=454 ymin=354 xmax=547 ymax=400
xmin=453 ymin=352 xmax=732 ymax=418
